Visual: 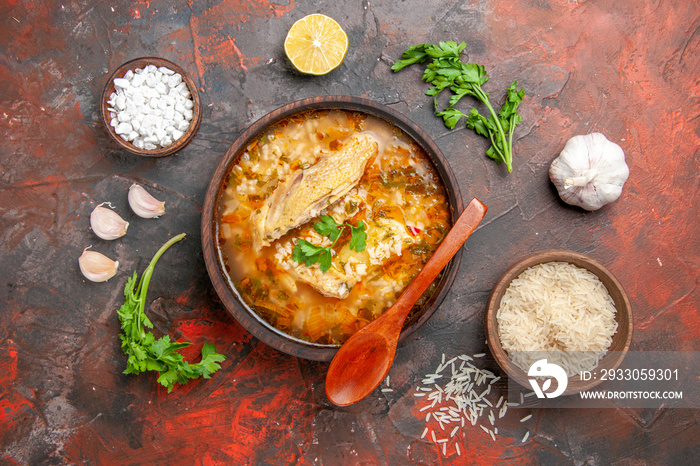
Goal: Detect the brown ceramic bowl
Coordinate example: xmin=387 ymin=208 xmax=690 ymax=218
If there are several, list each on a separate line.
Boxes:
xmin=101 ymin=57 xmax=202 ymax=157
xmin=485 ymin=250 xmax=633 ymax=395
xmin=201 ymin=96 xmax=464 ymax=361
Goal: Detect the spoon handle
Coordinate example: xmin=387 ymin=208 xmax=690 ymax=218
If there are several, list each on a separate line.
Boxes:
xmin=391 ymin=198 xmax=488 ymax=318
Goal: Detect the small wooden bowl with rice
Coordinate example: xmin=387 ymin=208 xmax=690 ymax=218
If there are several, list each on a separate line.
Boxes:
xmin=485 ymin=250 xmax=632 ymax=396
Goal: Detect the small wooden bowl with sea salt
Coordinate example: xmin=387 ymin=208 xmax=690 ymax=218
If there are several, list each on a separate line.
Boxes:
xmin=485 ymin=250 xmax=632 ymax=396
xmin=101 ymin=57 xmax=202 ymax=157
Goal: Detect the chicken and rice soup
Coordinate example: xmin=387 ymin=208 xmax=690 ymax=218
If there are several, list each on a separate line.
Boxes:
xmin=216 ymin=109 xmax=450 ymax=345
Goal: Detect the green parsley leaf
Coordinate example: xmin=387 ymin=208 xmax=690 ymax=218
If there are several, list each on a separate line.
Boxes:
xmin=466 ymin=108 xmax=496 ymax=138
xmin=293 ymin=239 xmax=327 ymax=268
xmin=436 ymin=108 xmax=468 ymax=130
xmin=317 ymin=249 xmax=333 ymax=272
xmin=313 ymin=215 xmax=341 ymax=237
xmin=348 ymin=221 xmax=367 ymax=252
xmin=390 ymin=44 xmax=433 ymax=72
xmin=432 ymin=41 xmax=466 ymax=59
xmin=157 ymin=369 xmax=178 ymax=389
xmin=499 ymin=80 xmax=525 ymax=134
xmin=298 ymin=239 xmax=326 ymax=257
xmin=198 ymin=342 xmax=226 ymax=378
xmin=291 ymin=240 xmax=310 ymax=264
xmin=457 ymin=62 xmax=488 ymax=86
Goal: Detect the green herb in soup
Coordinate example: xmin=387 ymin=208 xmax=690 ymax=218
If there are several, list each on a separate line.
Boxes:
xmin=217 ymin=110 xmax=450 ymax=345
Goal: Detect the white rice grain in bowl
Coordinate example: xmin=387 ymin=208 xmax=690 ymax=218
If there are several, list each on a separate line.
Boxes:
xmin=485 ymin=251 xmax=633 ymax=396
xmin=497 ymin=261 xmax=617 ymax=376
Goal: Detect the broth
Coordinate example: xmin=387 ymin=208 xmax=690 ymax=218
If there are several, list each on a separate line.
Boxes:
xmin=217 ymin=109 xmax=450 ymax=345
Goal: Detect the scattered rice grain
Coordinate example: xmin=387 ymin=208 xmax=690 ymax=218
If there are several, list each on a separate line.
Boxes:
xmin=415 ymin=352 xmax=532 ymax=456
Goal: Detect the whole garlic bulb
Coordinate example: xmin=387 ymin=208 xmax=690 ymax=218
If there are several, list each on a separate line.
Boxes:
xmin=79 ymin=249 xmax=119 ymax=282
xmin=549 ymin=133 xmax=630 ymax=211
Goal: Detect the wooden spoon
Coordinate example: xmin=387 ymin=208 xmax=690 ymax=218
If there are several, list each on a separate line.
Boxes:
xmin=326 ymin=198 xmax=488 ymax=406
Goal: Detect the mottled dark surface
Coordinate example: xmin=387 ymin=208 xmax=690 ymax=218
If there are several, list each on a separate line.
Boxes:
xmin=1 ymin=0 xmax=698 ymax=464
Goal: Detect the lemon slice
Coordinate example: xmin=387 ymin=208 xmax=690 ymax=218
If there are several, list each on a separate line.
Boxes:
xmin=284 ymin=14 xmax=348 ymax=75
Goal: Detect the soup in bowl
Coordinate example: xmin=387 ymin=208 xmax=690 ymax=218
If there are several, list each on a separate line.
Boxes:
xmin=202 ymin=96 xmax=463 ymax=360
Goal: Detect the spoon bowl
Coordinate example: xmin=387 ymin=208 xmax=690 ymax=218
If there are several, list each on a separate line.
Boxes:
xmin=325 ymin=333 xmax=394 ymax=404
xmin=326 ymin=198 xmax=488 ymax=406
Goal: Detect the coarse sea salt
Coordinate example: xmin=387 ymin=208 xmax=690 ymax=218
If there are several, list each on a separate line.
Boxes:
xmin=107 ymin=64 xmax=194 ymax=150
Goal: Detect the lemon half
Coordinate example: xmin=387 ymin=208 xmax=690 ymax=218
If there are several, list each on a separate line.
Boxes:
xmin=284 ymin=14 xmax=348 ymax=75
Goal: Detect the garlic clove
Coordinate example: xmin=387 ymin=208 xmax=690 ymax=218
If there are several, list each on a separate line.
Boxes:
xmin=128 ymin=183 xmax=165 ymax=218
xmin=79 ymin=248 xmax=119 ymax=282
xmin=90 ymin=203 xmax=129 ymax=240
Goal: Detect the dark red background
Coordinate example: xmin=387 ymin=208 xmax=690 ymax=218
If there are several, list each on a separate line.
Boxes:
xmin=1 ymin=0 xmax=698 ymax=464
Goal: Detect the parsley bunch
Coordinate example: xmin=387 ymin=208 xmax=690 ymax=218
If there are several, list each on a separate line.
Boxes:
xmin=392 ymin=41 xmax=525 ymax=172
xmin=292 ymin=215 xmax=367 ymax=272
xmin=117 ymin=233 xmax=225 ymax=392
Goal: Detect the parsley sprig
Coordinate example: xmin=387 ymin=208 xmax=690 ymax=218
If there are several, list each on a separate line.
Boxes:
xmin=117 ymin=233 xmax=225 ymax=392
xmin=392 ymin=41 xmax=525 ymax=172
xmin=292 ymin=215 xmax=367 ymax=272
